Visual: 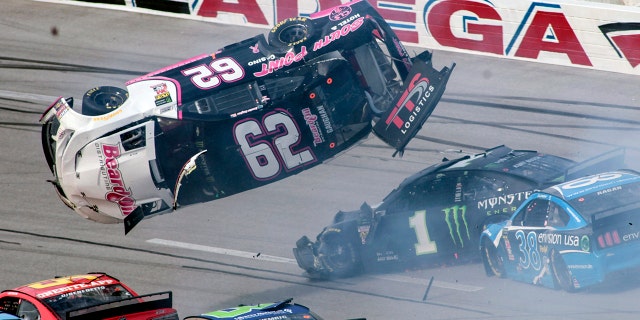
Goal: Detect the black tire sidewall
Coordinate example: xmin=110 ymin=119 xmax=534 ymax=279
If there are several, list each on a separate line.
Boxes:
xmin=269 ymin=17 xmax=313 ymax=49
xmin=551 ymin=250 xmax=576 ymax=292
xmin=318 ymin=231 xmax=359 ymax=278
xmin=82 ymin=86 xmax=128 ymax=116
xmin=482 ymin=237 xmax=505 ymax=277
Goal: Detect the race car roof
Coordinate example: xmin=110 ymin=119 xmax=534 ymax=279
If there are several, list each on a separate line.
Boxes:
xmin=548 ymin=170 xmax=640 ymax=200
xmin=187 ymin=299 xmax=316 ymax=320
xmin=7 ymin=273 xmax=121 ymax=299
xmin=396 ymin=145 xmax=574 ymax=189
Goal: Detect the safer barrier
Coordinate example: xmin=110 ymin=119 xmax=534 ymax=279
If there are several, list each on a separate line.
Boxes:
xmin=40 ymin=0 xmax=640 ymax=75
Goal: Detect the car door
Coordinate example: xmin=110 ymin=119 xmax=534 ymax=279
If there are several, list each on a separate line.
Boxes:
xmin=503 ymin=197 xmax=555 ymax=281
xmin=369 ymin=172 xmax=460 ymax=268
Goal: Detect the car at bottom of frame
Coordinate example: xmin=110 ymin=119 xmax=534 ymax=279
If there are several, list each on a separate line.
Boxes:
xmin=39 ymin=0 xmax=455 ymax=234
xmin=480 ymin=169 xmax=640 ymax=291
xmin=0 ymin=272 xmax=178 ymax=320
xmin=293 ymin=145 xmax=626 ymax=279
xmin=183 ymin=298 xmax=365 ymax=320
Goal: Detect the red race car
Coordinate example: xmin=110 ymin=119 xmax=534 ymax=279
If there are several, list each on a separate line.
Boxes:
xmin=0 ymin=272 xmax=178 ymax=320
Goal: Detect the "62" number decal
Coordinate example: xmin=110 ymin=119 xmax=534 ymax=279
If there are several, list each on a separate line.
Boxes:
xmin=234 ymin=109 xmax=316 ymax=180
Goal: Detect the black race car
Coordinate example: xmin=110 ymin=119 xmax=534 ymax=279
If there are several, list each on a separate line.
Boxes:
xmin=293 ymin=145 xmax=626 ymax=278
xmin=39 ymin=0 xmax=455 ymax=233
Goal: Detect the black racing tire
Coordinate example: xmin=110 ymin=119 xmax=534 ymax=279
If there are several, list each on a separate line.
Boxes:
xmin=82 ymin=86 xmax=128 ymax=116
xmin=268 ymin=17 xmax=314 ymax=49
xmin=481 ymin=237 xmax=506 ymax=278
xmin=551 ymin=250 xmax=576 ymax=292
xmin=317 ymin=230 xmax=360 ymax=278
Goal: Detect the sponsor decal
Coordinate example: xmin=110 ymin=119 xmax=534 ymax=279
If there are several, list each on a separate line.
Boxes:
xmin=376 ymin=250 xmax=399 ymax=262
xmin=478 ymin=191 xmax=533 ymax=215
xmin=253 ymin=46 xmax=308 ymax=77
xmin=442 ymin=205 xmax=470 ymax=247
xmin=35 ymin=280 xmax=115 ymax=299
xmin=313 ymin=17 xmax=365 ymax=51
xmin=384 ymin=72 xmax=432 ymax=133
xmin=329 ymin=5 xmax=351 ymax=21
xmin=623 ymin=231 xmax=640 ymax=242
xmin=301 ymin=107 xmax=325 ymax=145
xmin=96 ymin=143 xmax=136 ymax=216
xmin=230 ymin=105 xmax=263 ymax=118
xmin=247 ymin=54 xmax=276 ymax=66
xmin=53 ymin=98 xmax=69 ymax=119
xmin=581 ymin=235 xmax=590 ymax=252
xmin=568 ymin=264 xmax=593 ymax=270
xmin=151 ymin=83 xmax=173 ymax=106
xmin=92 ymin=108 xmax=123 ymax=121
xmin=250 ymin=42 xmax=260 ymax=54
xmin=316 ymin=105 xmax=333 ymax=134
xmin=503 ymin=235 xmax=515 ymax=261
xmin=537 ymin=233 xmax=582 ymax=247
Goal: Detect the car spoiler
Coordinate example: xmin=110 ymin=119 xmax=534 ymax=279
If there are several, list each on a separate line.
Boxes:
xmin=564 ymin=147 xmax=626 ymax=180
xmin=373 ymin=54 xmax=455 ymax=156
xmin=66 ymin=291 xmax=174 ymax=320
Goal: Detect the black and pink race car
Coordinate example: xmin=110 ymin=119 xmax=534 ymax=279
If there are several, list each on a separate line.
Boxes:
xmin=40 ymin=0 xmax=455 ymax=233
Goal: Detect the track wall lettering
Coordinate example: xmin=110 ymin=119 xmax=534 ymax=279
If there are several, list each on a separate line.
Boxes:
xmin=39 ymin=0 xmax=640 ymax=75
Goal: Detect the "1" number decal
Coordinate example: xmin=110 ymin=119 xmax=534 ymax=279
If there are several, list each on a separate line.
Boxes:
xmin=409 ymin=210 xmax=438 ymax=255
xmin=234 ymin=109 xmax=316 ymax=180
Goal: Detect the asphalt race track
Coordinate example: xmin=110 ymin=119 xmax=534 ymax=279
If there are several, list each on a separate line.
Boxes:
xmin=2 ymin=1 xmax=640 ymax=319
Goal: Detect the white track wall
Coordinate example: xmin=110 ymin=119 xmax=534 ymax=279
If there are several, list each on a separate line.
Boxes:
xmin=41 ymin=0 xmax=640 ymax=75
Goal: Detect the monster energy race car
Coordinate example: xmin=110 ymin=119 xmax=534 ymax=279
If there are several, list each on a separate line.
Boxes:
xmin=293 ymin=145 xmax=625 ymax=278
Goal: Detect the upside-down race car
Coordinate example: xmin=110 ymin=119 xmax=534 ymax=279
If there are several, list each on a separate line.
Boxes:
xmin=40 ymin=0 xmax=454 ymax=233
xmin=293 ymin=146 xmax=625 ymax=278
xmin=480 ymin=170 xmax=640 ymax=291
xmin=0 ymin=272 xmax=178 ymax=320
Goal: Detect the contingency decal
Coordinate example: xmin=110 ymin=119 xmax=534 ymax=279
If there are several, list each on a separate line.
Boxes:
xmin=151 ymin=83 xmax=173 ymax=106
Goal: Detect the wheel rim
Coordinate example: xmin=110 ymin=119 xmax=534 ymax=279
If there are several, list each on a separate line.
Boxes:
xmin=94 ymin=92 xmax=125 ymax=109
xmin=278 ymin=24 xmax=307 ymax=43
xmin=325 ymin=243 xmax=351 ymax=268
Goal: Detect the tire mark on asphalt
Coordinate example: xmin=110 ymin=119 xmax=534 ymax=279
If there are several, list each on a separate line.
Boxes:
xmin=0 ymin=228 xmax=492 ymax=315
xmin=0 ymin=56 xmax=145 ymax=76
xmin=442 ymin=97 xmax=640 ymax=125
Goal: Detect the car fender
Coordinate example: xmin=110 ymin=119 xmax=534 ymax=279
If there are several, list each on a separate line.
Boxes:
xmin=480 ymin=221 xmax=508 ymax=249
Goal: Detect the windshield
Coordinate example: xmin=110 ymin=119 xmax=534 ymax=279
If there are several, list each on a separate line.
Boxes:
xmin=42 ymin=284 xmax=134 ymax=318
xmin=499 ymin=152 xmax=574 ymax=185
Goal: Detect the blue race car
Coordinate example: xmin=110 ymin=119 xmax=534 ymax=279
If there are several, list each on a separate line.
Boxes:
xmin=480 ymin=170 xmax=640 ymax=291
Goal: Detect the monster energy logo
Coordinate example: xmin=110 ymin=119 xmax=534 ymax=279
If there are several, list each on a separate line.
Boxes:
xmin=443 ymin=205 xmax=470 ymax=247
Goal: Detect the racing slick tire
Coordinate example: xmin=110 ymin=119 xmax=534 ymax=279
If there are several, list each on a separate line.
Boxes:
xmin=317 ymin=230 xmax=360 ymax=278
xmin=550 ymin=250 xmax=576 ymax=292
xmin=82 ymin=86 xmax=128 ymax=116
xmin=481 ymin=238 xmax=506 ymax=278
xmin=269 ymin=17 xmax=314 ymax=49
